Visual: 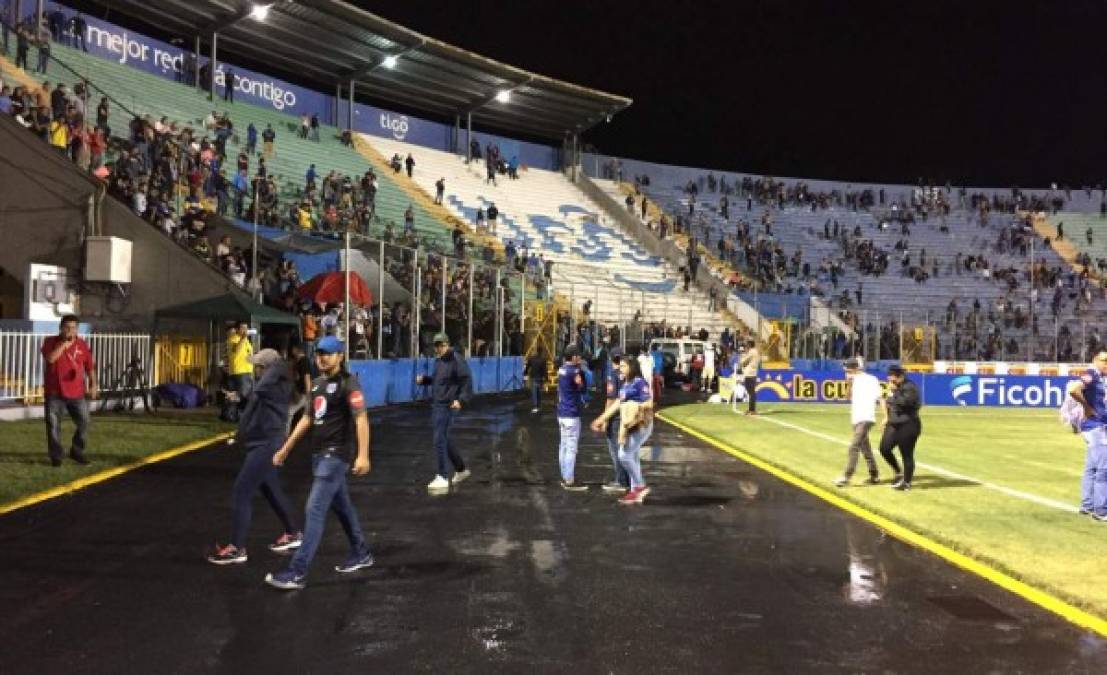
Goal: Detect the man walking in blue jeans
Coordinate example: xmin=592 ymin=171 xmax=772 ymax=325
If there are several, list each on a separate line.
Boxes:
xmin=209 ymin=349 xmax=302 ymax=565
xmin=418 ymin=333 xmax=473 ymax=493
xmin=525 ymin=346 xmax=548 ymax=414
xmin=41 ymin=315 xmax=98 ymax=466
xmin=266 ymin=336 xmax=373 ymax=590
xmin=598 ymin=348 xmax=630 ymax=493
xmin=557 ymin=345 xmax=588 ymax=491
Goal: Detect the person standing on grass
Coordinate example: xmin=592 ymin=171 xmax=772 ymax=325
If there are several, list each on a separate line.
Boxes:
xmin=834 ymin=359 xmax=881 ymax=487
xmin=740 ymin=339 xmax=761 ymax=415
xmin=592 ymin=354 xmax=653 ymax=505
xmin=878 ymin=365 xmax=922 ymax=491
xmin=224 ymin=322 xmax=254 ymax=422
xmin=41 ymin=315 xmax=97 ymax=467
xmin=208 ymin=349 xmax=302 ymax=566
xmin=416 ymin=333 xmax=473 ymax=493
xmin=1068 ymin=350 xmax=1107 ymax=519
xmin=557 ymin=344 xmax=588 ymax=491
xmin=266 ymin=336 xmax=373 ymax=590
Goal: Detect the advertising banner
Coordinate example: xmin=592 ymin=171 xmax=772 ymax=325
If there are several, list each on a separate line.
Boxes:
xmin=753 ymin=370 xmax=1081 ymax=409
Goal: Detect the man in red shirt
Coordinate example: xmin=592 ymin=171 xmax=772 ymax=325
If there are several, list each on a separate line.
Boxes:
xmin=41 ymin=315 xmax=98 ymax=466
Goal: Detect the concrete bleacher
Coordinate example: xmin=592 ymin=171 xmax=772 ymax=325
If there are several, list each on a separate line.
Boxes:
xmin=599 ymin=159 xmax=1107 ymax=359
xmin=10 ymin=40 xmax=464 ymax=256
xmin=362 ymin=136 xmax=736 ymax=334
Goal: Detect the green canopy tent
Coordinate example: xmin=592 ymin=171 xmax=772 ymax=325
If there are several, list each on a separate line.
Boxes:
xmin=154 ymin=293 xmax=301 ymax=392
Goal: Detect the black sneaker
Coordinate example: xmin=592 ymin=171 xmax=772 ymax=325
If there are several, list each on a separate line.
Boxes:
xmin=866 ymin=475 xmax=880 ymax=485
xmin=893 ymin=481 xmax=911 ymax=491
xmin=265 ymin=570 xmax=306 ymax=590
xmin=69 ymin=451 xmax=90 ymax=465
xmin=208 ymin=544 xmax=247 ymax=565
xmin=335 ymin=552 xmax=375 ymax=573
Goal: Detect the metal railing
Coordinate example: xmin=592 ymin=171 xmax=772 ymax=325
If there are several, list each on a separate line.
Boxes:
xmin=0 ymin=331 xmax=153 ymax=404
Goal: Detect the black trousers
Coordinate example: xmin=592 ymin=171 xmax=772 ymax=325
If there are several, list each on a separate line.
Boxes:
xmin=744 ymin=376 xmax=757 ymax=412
xmin=879 ymin=418 xmax=921 ymax=483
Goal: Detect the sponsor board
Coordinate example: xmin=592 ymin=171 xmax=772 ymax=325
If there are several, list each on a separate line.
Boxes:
xmin=751 ymin=370 xmax=1079 ymax=408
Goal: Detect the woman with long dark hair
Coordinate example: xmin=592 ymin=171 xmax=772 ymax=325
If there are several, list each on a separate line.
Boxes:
xmin=592 ymin=351 xmax=654 ymax=504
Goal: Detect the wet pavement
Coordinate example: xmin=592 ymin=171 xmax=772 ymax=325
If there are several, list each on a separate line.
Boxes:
xmin=1 ymin=393 xmax=1104 ymax=673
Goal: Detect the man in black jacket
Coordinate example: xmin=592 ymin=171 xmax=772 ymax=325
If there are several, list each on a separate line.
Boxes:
xmin=525 ymin=346 xmax=548 ymax=413
xmin=417 ymin=333 xmax=473 ymax=492
xmin=208 ymin=349 xmax=301 ymax=565
xmin=879 ymin=365 xmax=922 ymax=491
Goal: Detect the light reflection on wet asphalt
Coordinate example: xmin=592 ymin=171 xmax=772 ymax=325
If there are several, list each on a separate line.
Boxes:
xmin=0 ymin=393 xmax=1104 ymax=673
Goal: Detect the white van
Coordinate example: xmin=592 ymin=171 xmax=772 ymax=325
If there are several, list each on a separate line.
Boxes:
xmin=647 ymin=339 xmax=708 ymax=382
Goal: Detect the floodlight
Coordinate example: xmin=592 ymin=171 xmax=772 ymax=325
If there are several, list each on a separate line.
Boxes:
xmin=250 ymin=4 xmax=271 ymax=21
xmin=495 ymin=89 xmax=511 ymax=103
xmin=382 ymin=55 xmax=399 ymax=69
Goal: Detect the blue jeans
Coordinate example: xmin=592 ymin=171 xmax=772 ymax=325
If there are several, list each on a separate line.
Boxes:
xmin=231 ymin=443 xmax=297 ymax=549
xmin=619 ymin=421 xmax=653 ymax=489
xmin=557 ymin=417 xmax=581 ymax=482
xmin=432 ymin=406 xmax=466 ymax=476
xmin=289 ymin=454 xmax=369 ymax=577
xmin=1080 ymin=427 xmax=1107 ymax=515
xmin=605 ymin=418 xmax=630 ymax=487
xmin=530 ymin=380 xmax=542 ymax=409
xmin=45 ymin=396 xmax=90 ymax=461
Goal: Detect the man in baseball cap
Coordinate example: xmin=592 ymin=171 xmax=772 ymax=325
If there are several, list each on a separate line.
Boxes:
xmin=416 ymin=331 xmax=473 ymax=492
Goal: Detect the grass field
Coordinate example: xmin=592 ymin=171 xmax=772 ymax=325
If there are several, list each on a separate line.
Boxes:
xmin=660 ymin=402 xmax=1107 ymax=620
xmin=0 ymin=411 xmax=233 ymax=506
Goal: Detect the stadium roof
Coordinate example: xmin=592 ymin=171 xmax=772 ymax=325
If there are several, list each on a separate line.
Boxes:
xmin=98 ymin=0 xmax=633 ymax=139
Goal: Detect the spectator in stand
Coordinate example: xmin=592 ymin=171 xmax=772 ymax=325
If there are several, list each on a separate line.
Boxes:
xmin=508 ymin=155 xmax=519 ymax=180
xmin=487 ymin=202 xmax=499 ymax=235
xmin=246 ymin=122 xmax=257 ymax=155
xmin=309 ymin=113 xmax=319 ymax=142
xmin=41 ymin=315 xmax=97 ymax=467
xmin=0 ymin=86 xmax=11 ymax=115
xmin=299 ymin=113 xmax=309 ymax=139
xmin=435 ymin=177 xmax=445 ymax=205
xmin=35 ymin=22 xmax=50 ymax=74
xmin=261 ymin=123 xmax=275 ymax=159
xmin=223 ymin=68 xmax=235 ymax=102
xmin=70 ymin=13 xmax=88 ymax=51
xmin=404 ymin=205 xmax=415 ymax=234
xmin=405 ymin=153 xmax=415 ymax=178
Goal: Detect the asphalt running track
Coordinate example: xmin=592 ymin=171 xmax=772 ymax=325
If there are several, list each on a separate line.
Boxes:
xmin=1 ymin=393 xmax=1104 ymax=673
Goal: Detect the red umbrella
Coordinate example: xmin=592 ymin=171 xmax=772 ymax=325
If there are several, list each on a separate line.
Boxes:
xmin=296 ymin=272 xmax=373 ymax=307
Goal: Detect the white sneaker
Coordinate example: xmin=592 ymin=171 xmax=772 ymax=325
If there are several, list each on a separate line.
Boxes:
xmin=833 ymin=476 xmax=849 ymax=488
xmin=427 ymin=475 xmax=450 ymax=492
xmin=452 ymin=469 xmax=472 ymax=484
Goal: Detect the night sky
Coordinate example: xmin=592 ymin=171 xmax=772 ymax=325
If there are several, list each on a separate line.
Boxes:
xmin=63 ymin=0 xmax=1107 ymax=187
xmin=358 ymin=0 xmax=1107 ymax=188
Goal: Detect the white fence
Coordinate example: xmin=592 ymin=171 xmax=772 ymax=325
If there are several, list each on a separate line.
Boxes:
xmin=0 ymin=332 xmax=154 ymax=404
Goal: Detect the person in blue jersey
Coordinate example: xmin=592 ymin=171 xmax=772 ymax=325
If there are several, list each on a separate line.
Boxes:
xmin=591 ymin=348 xmax=630 ymax=494
xmin=1068 ymin=351 xmax=1107 ymax=519
xmin=650 ymin=343 xmax=665 ymax=401
xmin=593 ymin=355 xmax=654 ymax=505
xmin=556 ymin=345 xmax=588 ymax=491
xmin=265 ymin=336 xmax=373 ymax=590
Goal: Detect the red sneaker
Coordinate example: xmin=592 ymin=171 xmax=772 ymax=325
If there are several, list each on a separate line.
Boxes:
xmin=269 ymin=532 xmax=303 ymax=553
xmin=207 ymin=544 xmax=247 ymax=565
xmin=618 ymin=487 xmax=650 ymax=505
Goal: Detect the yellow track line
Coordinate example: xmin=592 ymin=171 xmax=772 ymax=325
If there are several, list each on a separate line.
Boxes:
xmin=0 ymin=432 xmax=234 ymax=516
xmin=656 ymin=411 xmax=1107 ymax=638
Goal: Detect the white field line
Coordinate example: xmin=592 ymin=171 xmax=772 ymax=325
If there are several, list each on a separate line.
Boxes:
xmin=750 ymin=414 xmax=1079 ymax=513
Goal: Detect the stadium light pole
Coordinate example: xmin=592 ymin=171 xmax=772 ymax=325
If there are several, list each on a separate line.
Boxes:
xmin=1029 ymin=232 xmax=1035 ymax=363
xmin=209 ymin=31 xmax=218 ymax=102
xmin=344 ymin=228 xmax=351 ymax=363
xmin=194 ymin=35 xmax=201 ymax=91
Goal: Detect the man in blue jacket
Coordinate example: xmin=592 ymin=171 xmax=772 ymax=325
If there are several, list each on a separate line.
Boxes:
xmin=417 ymin=333 xmax=473 ymax=493
xmin=557 ymin=345 xmax=588 ymax=491
xmin=208 ymin=349 xmax=301 ymax=565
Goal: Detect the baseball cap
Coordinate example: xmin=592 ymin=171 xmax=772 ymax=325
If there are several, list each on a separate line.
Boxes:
xmin=316 ymin=335 xmax=344 ymax=354
xmin=887 ymin=364 xmax=907 ymax=376
xmin=432 ymin=332 xmax=450 ymax=345
xmin=248 ymin=348 xmax=282 ymax=368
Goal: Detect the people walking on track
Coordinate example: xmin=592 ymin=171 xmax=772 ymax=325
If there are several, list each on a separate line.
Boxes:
xmin=1068 ymin=350 xmax=1107 ymax=519
xmin=592 ymin=354 xmax=654 ymax=504
xmin=557 ymin=345 xmax=588 ymax=491
xmin=834 ymin=358 xmax=881 ymax=488
xmin=417 ymin=333 xmax=473 ymax=493
xmin=208 ymin=349 xmax=302 ymax=565
xmin=265 ymin=336 xmax=373 ymax=590
xmin=593 ymin=347 xmax=630 ymax=494
xmin=879 ymin=365 xmax=922 ymax=491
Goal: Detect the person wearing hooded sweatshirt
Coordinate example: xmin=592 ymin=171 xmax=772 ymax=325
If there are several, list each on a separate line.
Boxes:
xmin=208 ymin=349 xmax=302 ymax=565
